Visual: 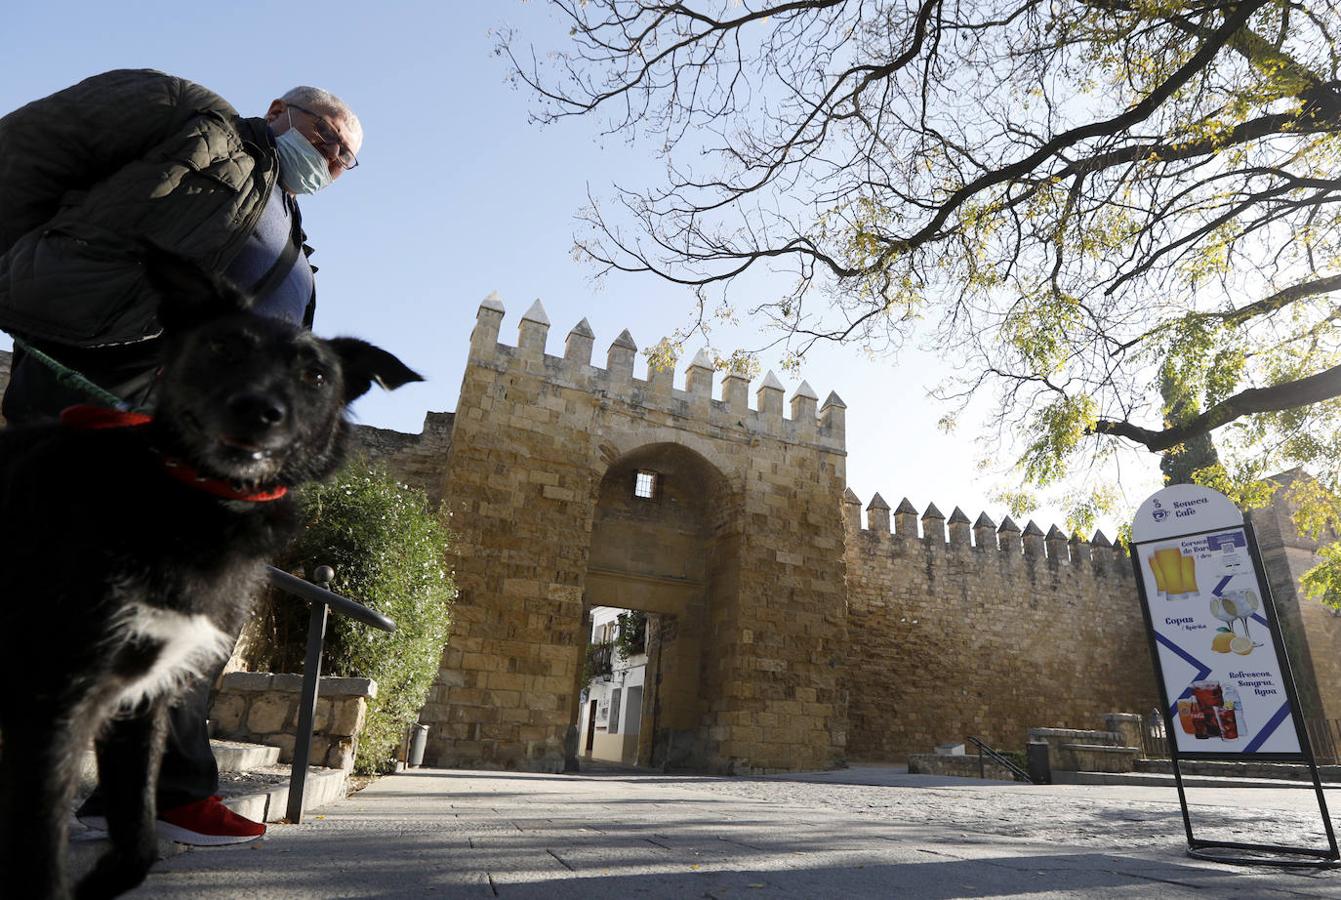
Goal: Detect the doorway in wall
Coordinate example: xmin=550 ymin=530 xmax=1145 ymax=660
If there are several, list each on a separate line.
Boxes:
xmin=577 ymin=605 xmax=652 ymax=766
xmin=574 ymin=442 xmax=738 ymax=770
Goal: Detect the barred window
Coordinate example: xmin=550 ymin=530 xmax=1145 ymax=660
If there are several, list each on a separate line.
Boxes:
xmin=634 ymin=470 xmax=659 ymax=500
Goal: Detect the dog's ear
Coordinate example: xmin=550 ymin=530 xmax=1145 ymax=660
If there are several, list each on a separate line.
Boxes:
xmin=144 ymin=247 xmax=252 ymax=332
xmin=327 ymin=338 xmax=424 ymax=402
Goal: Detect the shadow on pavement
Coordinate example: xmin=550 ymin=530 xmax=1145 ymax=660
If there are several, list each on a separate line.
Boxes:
xmin=135 ymin=834 xmax=1336 ymax=899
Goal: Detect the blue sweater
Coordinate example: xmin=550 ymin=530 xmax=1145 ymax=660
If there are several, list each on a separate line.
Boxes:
xmin=224 ymin=184 xmax=314 ymax=326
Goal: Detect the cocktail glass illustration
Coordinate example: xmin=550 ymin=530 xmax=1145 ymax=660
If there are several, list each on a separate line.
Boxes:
xmin=1209 ymin=589 xmax=1262 ymax=654
xmin=1235 ymin=589 xmax=1261 ymax=640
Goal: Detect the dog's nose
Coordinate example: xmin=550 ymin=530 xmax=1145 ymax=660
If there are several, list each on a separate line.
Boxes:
xmin=228 ymin=393 xmax=288 ymax=429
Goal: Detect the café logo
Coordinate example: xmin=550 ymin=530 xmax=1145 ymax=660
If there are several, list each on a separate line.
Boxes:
xmin=1152 ymin=499 xmax=1169 ymax=523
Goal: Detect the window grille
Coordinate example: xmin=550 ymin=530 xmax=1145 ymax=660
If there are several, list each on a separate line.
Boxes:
xmin=609 ymin=688 xmax=622 ymax=734
xmin=634 ymin=470 xmax=658 ymax=500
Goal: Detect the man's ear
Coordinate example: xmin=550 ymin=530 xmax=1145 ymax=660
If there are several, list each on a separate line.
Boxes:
xmin=143 ymin=247 xmax=252 ymax=333
xmin=327 ymin=337 xmax=424 ymax=403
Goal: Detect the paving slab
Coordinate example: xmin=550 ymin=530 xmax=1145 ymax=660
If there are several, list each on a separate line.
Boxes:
xmin=124 ymin=766 xmax=1341 ymax=898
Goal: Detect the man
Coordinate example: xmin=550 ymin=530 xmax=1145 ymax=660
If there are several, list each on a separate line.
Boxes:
xmin=0 ymin=69 xmax=363 ymax=844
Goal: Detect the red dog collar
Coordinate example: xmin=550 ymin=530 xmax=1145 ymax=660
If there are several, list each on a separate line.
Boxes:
xmin=60 ymin=404 xmax=289 ymax=503
xmin=59 ymin=404 xmax=152 ymax=430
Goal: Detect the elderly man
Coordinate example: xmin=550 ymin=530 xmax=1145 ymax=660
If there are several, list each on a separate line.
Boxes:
xmin=0 ymin=69 xmax=362 ymax=844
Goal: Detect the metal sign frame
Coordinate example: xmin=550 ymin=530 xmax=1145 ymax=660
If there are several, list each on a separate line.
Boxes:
xmin=1131 ymin=521 xmax=1339 ymax=867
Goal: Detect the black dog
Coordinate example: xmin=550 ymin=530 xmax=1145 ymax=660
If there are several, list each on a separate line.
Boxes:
xmin=0 ymin=262 xmax=421 ymax=898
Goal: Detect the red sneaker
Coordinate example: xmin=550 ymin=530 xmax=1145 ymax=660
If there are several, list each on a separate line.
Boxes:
xmin=155 ymin=795 xmax=266 ymax=846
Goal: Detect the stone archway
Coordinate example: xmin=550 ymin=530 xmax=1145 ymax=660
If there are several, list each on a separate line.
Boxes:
xmin=576 ymin=442 xmax=738 ymax=769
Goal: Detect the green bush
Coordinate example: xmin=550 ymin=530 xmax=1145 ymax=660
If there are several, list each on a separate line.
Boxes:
xmin=614 ymin=610 xmax=647 ymax=661
xmin=270 ymin=461 xmax=454 ymax=774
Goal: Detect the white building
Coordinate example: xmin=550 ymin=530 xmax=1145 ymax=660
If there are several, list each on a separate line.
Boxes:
xmin=578 ymin=607 xmax=647 ymax=765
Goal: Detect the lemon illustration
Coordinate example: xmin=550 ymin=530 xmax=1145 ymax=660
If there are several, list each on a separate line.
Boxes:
xmin=1231 ymin=636 xmax=1254 ymax=655
xmin=1211 ymin=632 xmax=1234 ymax=653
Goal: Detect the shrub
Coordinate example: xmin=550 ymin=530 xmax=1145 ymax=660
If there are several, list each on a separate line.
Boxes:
xmin=262 ymin=461 xmax=454 ymax=774
xmin=614 ymin=610 xmax=647 ymax=660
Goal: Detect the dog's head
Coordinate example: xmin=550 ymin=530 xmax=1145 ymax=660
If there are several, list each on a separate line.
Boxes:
xmin=146 ymin=252 xmax=422 ymax=488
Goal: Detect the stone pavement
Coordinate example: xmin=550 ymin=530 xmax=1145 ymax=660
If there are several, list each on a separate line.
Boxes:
xmin=126 ymin=766 xmax=1341 ymax=898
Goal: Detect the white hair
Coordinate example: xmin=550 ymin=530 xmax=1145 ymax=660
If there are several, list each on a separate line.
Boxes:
xmin=280 ymin=85 xmax=363 ymax=149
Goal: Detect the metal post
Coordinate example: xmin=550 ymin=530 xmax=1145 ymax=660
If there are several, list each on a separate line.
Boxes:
xmin=286 ymin=566 xmax=333 ymax=824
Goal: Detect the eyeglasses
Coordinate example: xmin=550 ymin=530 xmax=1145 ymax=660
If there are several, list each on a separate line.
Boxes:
xmin=286 ymin=103 xmax=359 ymax=171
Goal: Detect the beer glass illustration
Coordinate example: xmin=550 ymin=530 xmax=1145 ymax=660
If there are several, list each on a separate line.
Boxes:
xmin=1148 ymin=553 xmax=1170 ymax=597
xmin=1149 ymin=547 xmax=1198 ymax=599
xmin=1180 ymin=554 xmax=1199 ymax=595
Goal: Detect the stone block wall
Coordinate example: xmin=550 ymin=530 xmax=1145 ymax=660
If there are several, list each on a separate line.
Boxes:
xmin=209 ymin=672 xmax=376 ymax=771
xmin=351 ymin=412 xmax=455 ymax=504
xmin=1247 ymin=469 xmax=1341 ymax=723
xmin=843 ymin=495 xmax=1158 ymax=761
xmin=906 ymin=753 xmax=1016 ymax=780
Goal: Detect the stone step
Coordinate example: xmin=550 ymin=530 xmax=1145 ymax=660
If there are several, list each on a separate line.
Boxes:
xmin=1055 ymin=770 xmax=1334 ymax=789
xmin=1055 ymin=743 xmax=1140 ymax=774
xmin=1027 ymin=727 xmax=1127 ymax=747
xmin=69 ymin=764 xmax=348 ymax=883
xmin=1136 ymin=758 xmax=1341 ymax=782
xmin=77 ymin=739 xmax=285 ymax=795
xmin=217 ymin=763 xmax=349 ymax=825
xmin=212 ymin=739 xmax=282 ymax=773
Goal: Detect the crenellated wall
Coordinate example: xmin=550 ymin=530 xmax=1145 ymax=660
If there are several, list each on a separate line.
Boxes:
xmin=841 ymin=491 xmax=1159 ymax=761
xmin=454 ymin=295 xmax=848 ymax=451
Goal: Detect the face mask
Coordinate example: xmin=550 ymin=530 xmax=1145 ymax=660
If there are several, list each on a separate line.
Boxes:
xmin=274 ymin=113 xmax=333 ymax=195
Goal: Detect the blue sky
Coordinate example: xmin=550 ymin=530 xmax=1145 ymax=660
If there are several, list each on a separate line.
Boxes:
xmin=2 ymin=2 xmax=1157 ymax=535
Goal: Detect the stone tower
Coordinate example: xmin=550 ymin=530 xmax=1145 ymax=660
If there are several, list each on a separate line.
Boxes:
xmin=417 ymin=297 xmax=850 ymax=772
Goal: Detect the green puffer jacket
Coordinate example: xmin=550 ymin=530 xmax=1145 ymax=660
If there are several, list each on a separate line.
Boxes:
xmin=0 ymin=69 xmax=279 ymax=347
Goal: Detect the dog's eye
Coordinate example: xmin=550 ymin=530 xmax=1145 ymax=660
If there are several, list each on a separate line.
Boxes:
xmin=301 ymin=368 xmax=328 ymax=388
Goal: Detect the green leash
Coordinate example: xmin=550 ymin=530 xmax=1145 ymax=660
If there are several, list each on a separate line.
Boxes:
xmin=10 ymin=336 xmax=134 ymax=411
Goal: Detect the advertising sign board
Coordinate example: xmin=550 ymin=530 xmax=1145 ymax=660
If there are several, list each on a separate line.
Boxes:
xmin=1130 ymin=484 xmax=1336 ymax=865
xmin=1135 ymin=525 xmax=1300 ymax=756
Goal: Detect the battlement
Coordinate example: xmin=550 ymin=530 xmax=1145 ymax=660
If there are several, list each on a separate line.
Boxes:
xmin=842 ymin=489 xmax=1130 ymax=574
xmin=467 ymin=295 xmax=846 ymax=453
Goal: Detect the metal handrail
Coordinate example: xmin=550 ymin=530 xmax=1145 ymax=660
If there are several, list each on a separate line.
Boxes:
xmin=268 ymin=566 xmax=396 ymax=633
xmin=966 ymin=735 xmax=1033 ymax=783
xmin=265 ymin=565 xmax=396 ymax=823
